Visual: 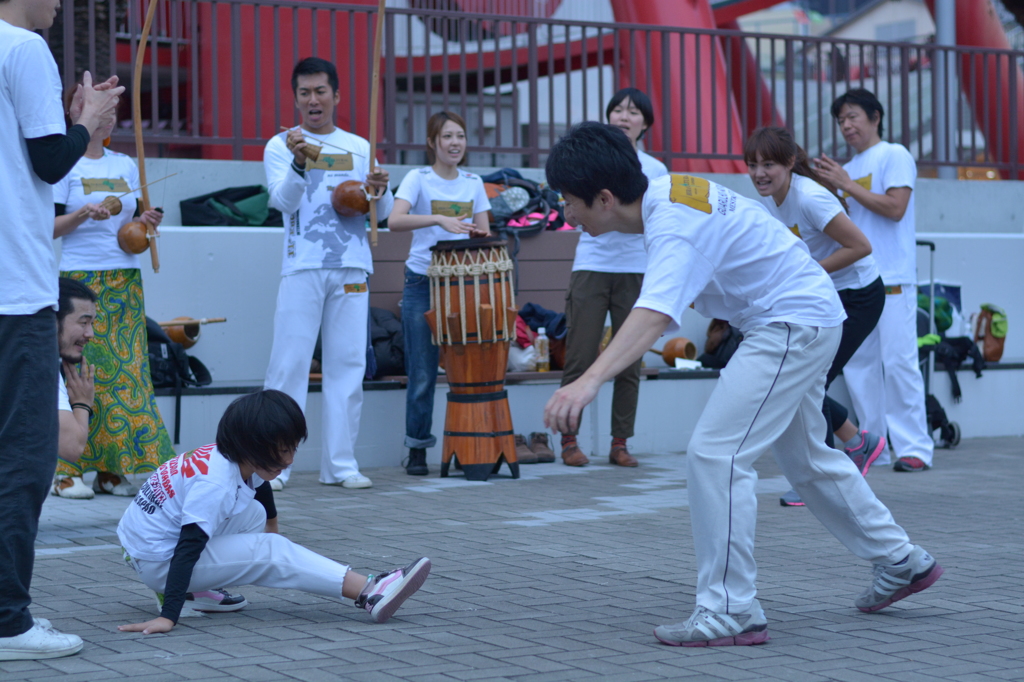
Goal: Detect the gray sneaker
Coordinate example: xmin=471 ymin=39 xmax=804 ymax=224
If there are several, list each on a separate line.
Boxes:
xmin=654 ymin=599 xmax=769 ymax=647
xmin=856 ymin=545 xmax=943 ymax=612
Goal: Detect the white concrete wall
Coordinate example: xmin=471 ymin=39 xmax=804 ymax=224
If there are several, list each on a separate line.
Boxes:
xmin=96 ymin=160 xmax=1024 ymax=472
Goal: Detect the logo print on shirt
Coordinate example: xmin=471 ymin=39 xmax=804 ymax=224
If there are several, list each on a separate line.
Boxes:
xmin=180 ymin=444 xmax=215 ymax=478
xmin=789 ymin=224 xmax=801 ymax=238
xmin=668 ymin=174 xmax=712 ymax=214
xmin=431 ymin=200 xmax=474 ymax=218
xmin=306 ymin=153 xmax=354 ymax=171
xmin=82 ymin=178 xmax=130 ymax=195
xmin=842 ymin=173 xmax=872 ymax=197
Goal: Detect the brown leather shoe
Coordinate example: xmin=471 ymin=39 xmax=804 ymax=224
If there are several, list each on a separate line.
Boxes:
xmin=515 ymin=434 xmax=538 ymax=464
xmin=528 ymin=432 xmax=556 ymax=463
xmin=609 ymin=443 xmax=638 ymax=467
xmin=561 ymin=442 xmax=589 ymax=467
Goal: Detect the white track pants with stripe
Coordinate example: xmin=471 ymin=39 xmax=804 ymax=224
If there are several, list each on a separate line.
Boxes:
xmin=264 ymin=268 xmax=369 ymax=484
xmin=128 ymin=499 xmax=350 ymax=598
xmin=843 ymin=285 xmax=934 ymax=466
xmin=687 ymin=322 xmax=912 ymax=614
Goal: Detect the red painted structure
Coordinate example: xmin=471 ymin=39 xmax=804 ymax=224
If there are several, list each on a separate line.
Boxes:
xmin=924 ymin=0 xmax=1024 ymax=179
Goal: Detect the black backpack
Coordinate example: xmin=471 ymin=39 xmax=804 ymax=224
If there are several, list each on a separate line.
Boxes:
xmin=146 ymin=317 xmax=212 ymax=443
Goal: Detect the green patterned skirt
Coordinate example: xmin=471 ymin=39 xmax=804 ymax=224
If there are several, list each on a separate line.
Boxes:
xmin=58 ymin=269 xmax=175 ymax=476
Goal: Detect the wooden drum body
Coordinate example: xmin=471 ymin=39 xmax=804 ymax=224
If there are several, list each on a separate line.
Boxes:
xmin=427 ymin=237 xmax=519 ymax=481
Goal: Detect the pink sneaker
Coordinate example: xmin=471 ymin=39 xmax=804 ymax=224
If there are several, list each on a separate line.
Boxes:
xmin=355 ymin=558 xmax=431 ymax=623
xmin=845 ymin=431 xmax=886 ymax=476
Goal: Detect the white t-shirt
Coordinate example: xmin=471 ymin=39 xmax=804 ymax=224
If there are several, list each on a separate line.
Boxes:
xmin=572 ymin=149 xmax=669 ymax=274
xmin=264 ymin=128 xmax=394 ymax=277
xmin=0 ymin=21 xmax=67 ymax=314
xmin=395 ymin=167 xmax=492 ymax=275
xmin=842 ymin=140 xmax=917 ymax=285
xmin=117 ymin=444 xmax=264 ymax=561
xmin=757 ymin=174 xmax=879 ymax=291
xmin=634 ymin=174 xmax=846 ymax=334
xmin=54 ymin=150 xmax=142 ymax=271
xmin=58 ymin=373 xmax=71 ymax=412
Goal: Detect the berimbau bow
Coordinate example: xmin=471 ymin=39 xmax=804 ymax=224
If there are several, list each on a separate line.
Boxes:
xmin=133 ymin=0 xmax=161 ymax=272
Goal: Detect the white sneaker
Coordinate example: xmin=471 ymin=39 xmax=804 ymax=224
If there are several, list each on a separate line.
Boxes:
xmin=92 ymin=472 xmax=138 ymax=497
xmin=52 ymin=476 xmax=94 ymax=499
xmin=341 ymin=473 xmax=372 ymax=489
xmin=269 ymin=478 xmax=284 ymax=492
xmin=0 ymin=622 xmax=83 ymax=660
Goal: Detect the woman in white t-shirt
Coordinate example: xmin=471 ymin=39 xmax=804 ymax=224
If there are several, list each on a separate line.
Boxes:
xmin=745 ymin=126 xmax=887 ymax=505
xmin=388 ymin=111 xmax=491 ymax=476
xmin=559 ymin=88 xmax=669 ymax=469
xmin=51 ymin=103 xmax=174 ymax=499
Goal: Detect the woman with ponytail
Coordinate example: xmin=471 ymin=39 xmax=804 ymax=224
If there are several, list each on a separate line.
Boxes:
xmin=745 ymin=126 xmax=887 ymax=507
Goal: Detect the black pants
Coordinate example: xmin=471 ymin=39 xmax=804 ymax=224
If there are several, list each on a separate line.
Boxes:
xmin=0 ymin=310 xmax=59 ymax=637
xmin=823 ymin=277 xmax=885 ymax=447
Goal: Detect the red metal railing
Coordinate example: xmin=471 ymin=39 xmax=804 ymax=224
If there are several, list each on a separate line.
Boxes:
xmin=47 ymin=0 xmax=1024 ymax=176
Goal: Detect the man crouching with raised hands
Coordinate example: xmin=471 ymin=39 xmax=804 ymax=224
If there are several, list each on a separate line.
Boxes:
xmin=542 ymin=122 xmax=941 ymax=647
xmin=117 ymin=390 xmax=430 ymax=634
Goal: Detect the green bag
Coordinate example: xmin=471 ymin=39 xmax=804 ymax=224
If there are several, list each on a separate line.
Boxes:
xmin=917 ymin=293 xmax=953 ymax=334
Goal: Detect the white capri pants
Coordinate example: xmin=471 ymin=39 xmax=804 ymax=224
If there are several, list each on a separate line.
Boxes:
xmin=126 ymin=500 xmax=349 ymax=600
xmin=264 ymin=267 xmax=369 ymax=484
xmin=843 ymin=285 xmax=934 ymax=466
xmin=687 ymin=322 xmax=912 ymax=614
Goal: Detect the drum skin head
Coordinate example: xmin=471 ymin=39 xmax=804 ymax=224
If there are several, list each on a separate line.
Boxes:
xmin=431 ymin=235 xmax=507 ymax=252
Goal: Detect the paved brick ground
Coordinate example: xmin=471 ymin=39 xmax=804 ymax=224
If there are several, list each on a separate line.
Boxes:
xmin=6 ymin=436 xmax=1024 ymax=681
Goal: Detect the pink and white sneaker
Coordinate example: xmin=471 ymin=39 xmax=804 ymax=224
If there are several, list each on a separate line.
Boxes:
xmin=354 ymin=557 xmax=431 ymax=623
xmin=186 ymin=589 xmax=248 ymax=612
xmin=845 ymin=430 xmax=887 ymax=476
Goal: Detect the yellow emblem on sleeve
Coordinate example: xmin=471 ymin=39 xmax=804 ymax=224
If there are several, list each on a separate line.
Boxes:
xmin=82 ymin=178 xmax=130 ymax=195
xmin=842 ymin=173 xmax=872 ymax=197
xmin=431 ymin=200 xmax=474 ymax=218
xmin=668 ymin=174 xmax=712 ymax=214
xmin=306 ymin=153 xmax=354 ymax=172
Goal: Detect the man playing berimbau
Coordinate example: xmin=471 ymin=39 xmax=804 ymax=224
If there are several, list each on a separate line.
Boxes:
xmin=542 ymin=122 xmax=942 ymax=647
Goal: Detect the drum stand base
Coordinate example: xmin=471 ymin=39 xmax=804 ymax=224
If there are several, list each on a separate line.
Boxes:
xmin=440 ymin=454 xmax=519 ymax=481
xmin=439 ymin=390 xmax=518 ymax=481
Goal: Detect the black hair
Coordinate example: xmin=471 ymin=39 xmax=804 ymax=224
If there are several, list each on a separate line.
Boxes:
xmin=57 ymin=277 xmax=97 ymax=326
xmin=545 ymin=122 xmax=648 ymax=207
xmin=291 ymin=57 xmax=339 ymax=95
xmin=605 ymin=87 xmax=655 ymax=140
xmin=830 ymin=87 xmax=885 ymax=138
xmin=744 ymin=126 xmax=849 ymax=212
xmin=216 ymin=390 xmax=308 ymax=471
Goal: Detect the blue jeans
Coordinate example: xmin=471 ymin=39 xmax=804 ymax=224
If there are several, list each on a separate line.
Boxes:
xmin=402 ymin=269 xmax=439 ymax=449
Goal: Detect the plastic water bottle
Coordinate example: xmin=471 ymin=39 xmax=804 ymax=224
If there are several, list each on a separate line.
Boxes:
xmin=534 ymin=327 xmax=550 ymax=372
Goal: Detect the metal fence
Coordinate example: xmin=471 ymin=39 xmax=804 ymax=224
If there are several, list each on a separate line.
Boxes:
xmin=46 ymin=0 xmax=1024 ymax=175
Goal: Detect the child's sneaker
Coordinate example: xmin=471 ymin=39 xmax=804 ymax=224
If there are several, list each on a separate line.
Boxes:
xmin=893 ymin=456 xmax=929 ymax=472
xmin=845 ymin=431 xmax=886 ymax=475
xmin=856 ymin=545 xmax=943 ymax=612
xmin=186 ymin=589 xmax=248 ymax=612
xmin=654 ymin=599 xmax=769 ymax=647
xmin=355 ymin=557 xmax=431 ymax=623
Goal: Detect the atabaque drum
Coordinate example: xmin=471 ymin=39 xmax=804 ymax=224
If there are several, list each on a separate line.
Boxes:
xmin=427 ymin=237 xmax=519 ymax=481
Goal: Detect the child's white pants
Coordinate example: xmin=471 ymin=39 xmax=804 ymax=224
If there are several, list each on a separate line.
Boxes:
xmin=128 ymin=499 xmax=349 ymax=599
xmin=843 ymin=285 xmax=934 ymax=466
xmin=687 ymin=322 xmax=912 ymax=614
xmin=264 ymin=268 xmax=369 ymax=484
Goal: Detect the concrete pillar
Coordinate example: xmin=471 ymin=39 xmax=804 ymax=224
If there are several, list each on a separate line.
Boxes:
xmin=934 ymin=0 xmax=957 ymax=179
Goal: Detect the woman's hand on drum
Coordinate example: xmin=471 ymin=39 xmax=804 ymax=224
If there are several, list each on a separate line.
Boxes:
xmin=435 ymin=215 xmax=476 ymax=235
xmin=543 ymin=376 xmax=601 ymax=435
